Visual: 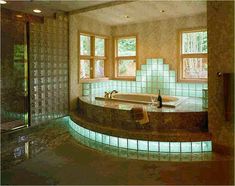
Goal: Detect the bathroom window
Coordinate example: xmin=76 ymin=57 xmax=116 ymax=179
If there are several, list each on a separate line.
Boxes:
xmin=178 ymin=28 xmax=207 ymax=82
xmin=79 ymin=33 xmax=107 ymax=80
xmin=115 ymin=36 xmax=138 ymax=79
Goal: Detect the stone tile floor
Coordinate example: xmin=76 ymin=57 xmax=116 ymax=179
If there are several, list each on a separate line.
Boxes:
xmin=1 ymin=117 xmax=234 ymax=185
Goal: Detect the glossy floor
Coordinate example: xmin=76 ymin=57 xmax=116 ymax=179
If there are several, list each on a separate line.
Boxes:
xmin=1 ymin=118 xmax=234 ymax=185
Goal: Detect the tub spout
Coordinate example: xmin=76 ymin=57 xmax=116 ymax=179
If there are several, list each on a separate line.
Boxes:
xmin=110 ymin=90 xmax=118 ymax=98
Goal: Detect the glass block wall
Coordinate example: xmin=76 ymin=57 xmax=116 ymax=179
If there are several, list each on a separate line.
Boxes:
xmin=69 ymin=117 xmax=212 ymax=153
xmin=202 ymin=89 xmax=208 ymax=108
xmin=82 ymin=58 xmax=207 ymax=97
xmin=30 ymin=16 xmax=69 ymax=125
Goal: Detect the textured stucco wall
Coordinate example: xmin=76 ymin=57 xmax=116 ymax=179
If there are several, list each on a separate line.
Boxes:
xmin=69 ymin=15 xmax=112 ymax=110
xmin=111 ymin=13 xmax=207 ymax=72
xmin=207 ymin=1 xmax=234 ymax=153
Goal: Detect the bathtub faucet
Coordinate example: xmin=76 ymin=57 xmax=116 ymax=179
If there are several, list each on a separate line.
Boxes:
xmin=110 ymin=90 xmax=118 ymax=98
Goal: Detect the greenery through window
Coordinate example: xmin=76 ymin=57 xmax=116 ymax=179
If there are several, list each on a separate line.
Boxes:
xmin=115 ymin=36 xmax=137 ymax=78
xmin=79 ymin=33 xmax=107 ymax=79
xmin=179 ymin=29 xmax=207 ymax=81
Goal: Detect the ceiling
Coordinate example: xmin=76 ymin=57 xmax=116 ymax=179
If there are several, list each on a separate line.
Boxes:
xmin=1 ymin=0 xmax=114 ymax=16
xmin=80 ymin=1 xmax=207 ymax=26
xmin=1 ymin=0 xmax=207 ymax=25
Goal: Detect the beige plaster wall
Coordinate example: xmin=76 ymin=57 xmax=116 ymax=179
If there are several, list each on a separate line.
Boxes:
xmin=69 ymin=15 xmax=112 ymax=110
xmin=111 ymin=13 xmax=207 ymax=73
xmin=207 ymin=1 xmax=234 ymax=153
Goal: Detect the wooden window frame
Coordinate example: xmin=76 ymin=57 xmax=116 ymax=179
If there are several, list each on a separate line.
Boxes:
xmin=114 ymin=35 xmax=138 ymax=80
xmin=78 ymin=31 xmax=108 ymax=82
xmin=177 ymin=28 xmax=208 ymax=83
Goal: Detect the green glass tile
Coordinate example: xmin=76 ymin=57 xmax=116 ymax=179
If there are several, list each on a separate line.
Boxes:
xmin=136 ymin=82 xmax=141 ymax=87
xmin=189 ymin=91 xmax=196 ymax=97
xmin=152 ymin=82 xmax=157 ymax=87
xmin=149 ymin=141 xmax=159 ymax=152
xmin=136 ymin=76 xmax=141 ymax=82
xmin=170 ymin=77 xmax=175 ymax=83
xmin=158 ymin=82 xmax=164 ymax=88
xmin=119 ymin=138 xmax=127 ymax=148
xmin=152 ymin=65 xmax=158 ymax=70
xmin=141 ymin=71 xmax=147 ymax=76
xmin=158 ymin=76 xmax=164 ymax=82
xmin=152 ymin=89 xmax=157 ymax=94
xmin=159 ymin=142 xmax=170 ymax=152
xmin=158 ymin=65 xmax=163 ymax=71
xmin=128 ymin=139 xmax=138 ymax=150
xmin=181 ymin=142 xmax=191 ymax=152
xmin=163 ymin=77 xmax=169 ymax=82
xmin=136 ymin=70 xmax=141 ymax=76
xmin=152 ymin=76 xmax=158 ymax=81
xmin=196 ymin=91 xmax=202 ymax=97
xmin=176 ymin=83 xmax=182 ymax=89
xmin=163 ymin=89 xmax=170 ymax=95
xmin=136 ymin=88 xmax=141 ymax=93
xmin=163 ymin=64 xmax=169 ymax=71
xmin=192 ymin=142 xmax=202 ymax=152
xmin=90 ymin=131 xmax=96 ymax=141
xmin=202 ymin=141 xmax=212 ymax=152
xmin=141 ymin=88 xmax=146 ymax=93
xmin=164 ymin=82 xmax=170 ymax=89
xmin=170 ymin=90 xmax=175 ymax=96
xmin=147 ymin=70 xmax=152 ymax=76
xmin=170 ymin=142 xmax=180 ymax=153
xmin=157 ymin=58 xmax=163 ymax=65
xmin=189 ymin=84 xmax=195 ymax=90
xmin=196 ymin=84 xmax=203 ymax=90
xmin=182 ymin=91 xmax=189 ymax=96
xmin=152 ymin=70 xmax=158 ymax=76
xmin=152 ymin=59 xmax=158 ymax=65
xmin=170 ymin=70 xmax=176 ymax=77
xmin=146 ymin=58 xmax=152 ymax=65
xmin=147 ymin=87 xmax=151 ymax=93
xmin=203 ymin=84 xmax=208 ymax=89
xmin=164 ymin=71 xmax=169 ymax=77
xmin=170 ymin=83 xmax=175 ymax=89
xmin=182 ymin=83 xmax=188 ymax=90
xmin=176 ymin=90 xmax=182 ymax=96
xmin=127 ymin=81 xmax=131 ymax=86
xmin=141 ymin=65 xmax=147 ymax=71
xmin=102 ymin=135 xmax=110 ymax=145
xmin=138 ymin=140 xmax=148 ymax=151
xmin=141 ymin=82 xmax=146 ymax=88
xmin=95 ymin=133 xmax=102 ymax=143
xmin=157 ymin=71 xmax=163 ymax=77
xmin=141 ymin=76 xmax=146 ymax=81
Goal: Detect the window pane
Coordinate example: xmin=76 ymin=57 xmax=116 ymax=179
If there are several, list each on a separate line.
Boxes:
xmin=95 ymin=60 xmax=104 ymax=78
xmin=182 ymin=31 xmax=207 ymax=54
xmin=118 ymin=38 xmax=136 ymax=56
xmin=118 ymin=59 xmax=136 ymax=76
xmin=80 ymin=35 xmax=90 ymax=55
xmin=183 ymin=58 xmax=207 ymax=79
xmin=95 ymin=37 xmax=105 ymax=56
xmin=80 ymin=60 xmax=90 ymax=79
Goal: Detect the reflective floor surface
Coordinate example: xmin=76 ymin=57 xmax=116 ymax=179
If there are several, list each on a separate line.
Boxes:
xmin=1 ymin=117 xmax=234 ymax=185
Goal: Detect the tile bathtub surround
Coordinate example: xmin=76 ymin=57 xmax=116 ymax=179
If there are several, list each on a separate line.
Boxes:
xmin=82 ymin=58 xmax=207 ymax=97
xmin=30 ymin=16 xmax=69 ymax=125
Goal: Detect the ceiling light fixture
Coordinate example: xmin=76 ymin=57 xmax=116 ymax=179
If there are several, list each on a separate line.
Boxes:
xmin=33 ymin=9 xmax=42 ymax=13
xmin=124 ymin=15 xmax=130 ymax=19
xmin=160 ymin=10 xmax=165 ymax=13
xmin=0 ymin=0 xmax=7 ymax=4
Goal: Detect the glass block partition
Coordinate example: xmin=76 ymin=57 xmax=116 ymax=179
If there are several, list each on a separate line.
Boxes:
xmin=202 ymin=89 xmax=208 ymax=108
xmin=69 ymin=118 xmax=212 ymax=153
xmin=29 ymin=16 xmax=69 ymax=125
xmin=82 ymin=58 xmax=207 ymax=97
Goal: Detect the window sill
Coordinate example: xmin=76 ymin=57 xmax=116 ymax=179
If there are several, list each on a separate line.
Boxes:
xmin=112 ymin=77 xmax=136 ymax=81
xmin=177 ymin=78 xmax=208 ymax=83
xmin=79 ymin=77 xmax=109 ymax=83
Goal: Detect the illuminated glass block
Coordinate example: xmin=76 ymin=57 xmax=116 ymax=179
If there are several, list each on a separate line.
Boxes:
xmin=170 ymin=142 xmax=180 ymax=153
xmin=138 ymin=140 xmax=148 ymax=151
xmin=95 ymin=133 xmax=102 ymax=143
xmin=159 ymin=142 xmax=170 ymax=152
xmin=128 ymin=139 xmax=137 ymax=150
xmin=149 ymin=141 xmax=158 ymax=152
xmin=102 ymin=134 xmax=110 ymax=145
xmin=110 ymin=136 xmax=118 ymax=147
xmin=202 ymin=141 xmax=212 ymax=152
xmin=90 ymin=131 xmax=96 ymax=141
xmin=79 ymin=126 xmax=84 ymax=136
xmin=181 ymin=142 xmax=191 ymax=152
xmin=119 ymin=138 xmax=127 ymax=148
xmin=192 ymin=142 xmax=202 ymax=152
xmin=84 ymin=128 xmax=89 ymax=138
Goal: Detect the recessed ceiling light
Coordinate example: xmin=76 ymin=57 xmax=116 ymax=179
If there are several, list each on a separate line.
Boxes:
xmin=33 ymin=9 xmax=42 ymax=13
xmin=160 ymin=10 xmax=165 ymax=13
xmin=0 ymin=0 xmax=7 ymax=4
xmin=16 ymin=15 xmax=23 ymax=18
xmin=124 ymin=15 xmax=130 ymax=19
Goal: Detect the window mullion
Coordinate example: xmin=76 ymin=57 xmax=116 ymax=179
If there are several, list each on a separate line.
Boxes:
xmin=90 ymin=36 xmax=95 ymax=79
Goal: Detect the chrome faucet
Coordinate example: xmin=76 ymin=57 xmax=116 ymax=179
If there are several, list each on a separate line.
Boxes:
xmin=104 ymin=91 xmax=110 ymax=98
xmin=110 ymin=90 xmax=118 ymax=98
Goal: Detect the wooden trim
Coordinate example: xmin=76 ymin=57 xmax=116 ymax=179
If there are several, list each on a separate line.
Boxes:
xmin=79 ymin=30 xmax=109 ymax=39
xmin=114 ymin=35 xmax=138 ymax=80
xmin=78 ymin=31 xmax=108 ymax=81
xmin=177 ymin=28 xmax=208 ymax=83
xmin=69 ymin=1 xmax=134 ymax=15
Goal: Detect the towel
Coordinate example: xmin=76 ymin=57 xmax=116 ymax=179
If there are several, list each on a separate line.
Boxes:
xmin=131 ymin=106 xmax=149 ymax=125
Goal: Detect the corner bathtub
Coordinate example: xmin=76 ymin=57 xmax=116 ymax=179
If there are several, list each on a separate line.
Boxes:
xmin=95 ymin=93 xmax=187 ymax=107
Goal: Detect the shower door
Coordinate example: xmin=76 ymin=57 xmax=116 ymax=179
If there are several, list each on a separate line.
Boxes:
xmin=1 ymin=15 xmax=28 ymax=131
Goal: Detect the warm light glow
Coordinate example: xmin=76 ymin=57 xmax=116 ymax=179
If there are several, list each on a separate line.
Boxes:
xmin=0 ymin=0 xmax=7 ymax=4
xmin=124 ymin=15 xmax=130 ymax=19
xmin=16 ymin=15 xmax=23 ymax=18
xmin=33 ymin=9 xmax=42 ymax=13
xmin=160 ymin=10 xmax=165 ymax=13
